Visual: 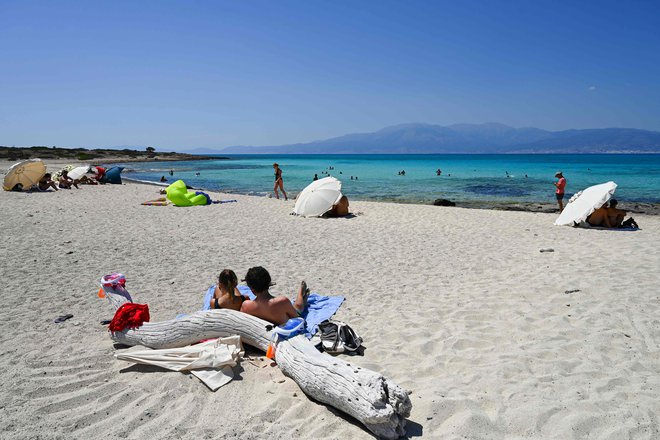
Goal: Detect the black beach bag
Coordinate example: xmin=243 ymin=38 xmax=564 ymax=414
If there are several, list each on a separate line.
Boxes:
xmin=318 ymin=320 xmax=363 ymax=355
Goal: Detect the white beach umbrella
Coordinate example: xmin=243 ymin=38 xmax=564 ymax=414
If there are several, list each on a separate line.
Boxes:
xmin=67 ymin=165 xmax=91 ymax=180
xmin=554 ymin=181 xmax=617 ymax=226
xmin=2 ymin=159 xmax=47 ymax=191
xmin=293 ymin=177 xmax=343 ymax=217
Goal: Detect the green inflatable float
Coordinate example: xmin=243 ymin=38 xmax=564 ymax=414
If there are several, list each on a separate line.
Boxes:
xmin=165 ymin=180 xmax=211 ymax=206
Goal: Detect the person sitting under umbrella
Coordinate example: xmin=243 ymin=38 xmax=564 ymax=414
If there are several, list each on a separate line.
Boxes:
xmin=606 ymin=199 xmax=627 ymax=227
xmin=58 ymin=170 xmax=80 ymax=189
xmin=78 ymin=175 xmax=98 ymax=185
xmin=588 ymin=201 xmax=638 ymax=229
xmin=239 ymin=266 xmax=309 ymax=325
xmin=38 ymin=173 xmax=58 ymax=191
xmin=92 ymin=166 xmax=106 ymax=182
xmin=326 ymin=195 xmax=349 ymax=217
xmin=606 ymin=199 xmax=639 ymax=228
xmin=586 ymin=203 xmax=612 ymax=227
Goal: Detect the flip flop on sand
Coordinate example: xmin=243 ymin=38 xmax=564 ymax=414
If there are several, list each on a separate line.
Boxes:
xmin=54 ymin=314 xmax=74 ymax=323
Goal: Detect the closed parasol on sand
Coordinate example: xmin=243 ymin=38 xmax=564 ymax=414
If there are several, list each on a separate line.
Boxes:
xmin=554 ymin=181 xmax=617 ymax=226
xmin=3 ymin=159 xmax=47 ymax=191
xmin=293 ymin=176 xmax=343 ymax=217
xmin=115 ymin=336 xmax=243 ymax=391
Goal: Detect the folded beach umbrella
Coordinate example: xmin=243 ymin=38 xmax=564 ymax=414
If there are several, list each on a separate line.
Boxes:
xmin=554 ymin=181 xmax=617 ymax=226
xmin=293 ymin=176 xmax=343 ymax=217
xmin=67 ymin=165 xmax=91 ymax=180
xmin=3 ymin=159 xmax=47 ymax=191
xmin=115 ymin=336 xmax=244 ymax=391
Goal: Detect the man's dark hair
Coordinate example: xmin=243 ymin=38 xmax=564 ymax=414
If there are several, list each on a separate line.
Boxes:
xmin=609 ymin=199 xmax=618 ymax=207
xmin=244 ymin=266 xmax=271 ymax=293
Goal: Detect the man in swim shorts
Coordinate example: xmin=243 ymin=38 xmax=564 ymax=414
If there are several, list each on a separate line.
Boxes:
xmin=240 ymin=266 xmax=309 ymax=325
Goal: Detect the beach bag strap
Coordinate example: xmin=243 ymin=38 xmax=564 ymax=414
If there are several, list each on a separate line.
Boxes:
xmin=339 ymin=323 xmax=362 ymax=352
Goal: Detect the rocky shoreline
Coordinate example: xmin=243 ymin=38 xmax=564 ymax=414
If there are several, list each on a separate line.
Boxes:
xmin=441 ymin=200 xmax=660 ymax=216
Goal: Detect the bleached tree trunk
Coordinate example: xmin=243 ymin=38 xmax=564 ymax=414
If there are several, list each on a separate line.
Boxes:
xmin=109 ymin=309 xmax=411 ymax=439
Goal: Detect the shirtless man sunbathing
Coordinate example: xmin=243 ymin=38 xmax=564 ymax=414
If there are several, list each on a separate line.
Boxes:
xmin=588 ymin=200 xmax=639 ymax=229
xmin=587 ymin=204 xmax=612 ymax=227
xmin=240 ymin=266 xmax=309 ymax=325
xmin=606 ymin=199 xmax=627 ymax=227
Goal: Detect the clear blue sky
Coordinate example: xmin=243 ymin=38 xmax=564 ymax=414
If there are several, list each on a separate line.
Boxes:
xmin=2 ymin=0 xmax=659 ymax=150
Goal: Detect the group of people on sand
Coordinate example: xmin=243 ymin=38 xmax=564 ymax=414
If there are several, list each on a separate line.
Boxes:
xmin=37 ymin=169 xmax=101 ymax=191
xmin=587 ymin=199 xmax=638 ymax=229
xmin=209 ymin=266 xmax=309 ymax=326
xmin=553 ymin=171 xmax=638 ymax=228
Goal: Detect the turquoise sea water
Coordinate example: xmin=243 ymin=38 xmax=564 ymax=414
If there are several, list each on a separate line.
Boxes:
xmin=120 ymin=154 xmax=660 ymax=205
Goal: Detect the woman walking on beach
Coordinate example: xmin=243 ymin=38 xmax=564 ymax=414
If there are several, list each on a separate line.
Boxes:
xmin=273 ymin=163 xmax=288 ymax=200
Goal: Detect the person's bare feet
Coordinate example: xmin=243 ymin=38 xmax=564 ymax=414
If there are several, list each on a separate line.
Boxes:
xmin=294 ymin=280 xmax=310 ymax=312
xmin=300 ymin=281 xmax=310 ymax=302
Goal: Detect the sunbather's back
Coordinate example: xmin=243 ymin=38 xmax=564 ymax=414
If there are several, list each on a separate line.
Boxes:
xmin=587 ymin=206 xmax=610 ymax=227
xmin=240 ymin=295 xmax=297 ymax=325
xmin=212 ymin=287 xmax=243 ymax=312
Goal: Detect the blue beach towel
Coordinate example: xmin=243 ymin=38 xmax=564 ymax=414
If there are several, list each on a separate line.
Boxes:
xmin=299 ymin=293 xmax=345 ymax=339
xmin=200 ymin=284 xmax=344 ymax=339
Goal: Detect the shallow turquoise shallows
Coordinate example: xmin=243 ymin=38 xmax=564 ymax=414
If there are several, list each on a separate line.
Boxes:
xmin=121 ymin=154 xmax=660 ymax=205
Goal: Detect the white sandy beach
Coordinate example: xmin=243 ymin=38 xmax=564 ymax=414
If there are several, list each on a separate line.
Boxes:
xmin=1 ymin=160 xmax=659 ymax=439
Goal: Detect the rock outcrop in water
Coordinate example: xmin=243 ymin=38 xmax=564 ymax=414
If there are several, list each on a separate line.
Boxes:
xmin=433 ymin=199 xmax=456 ymax=207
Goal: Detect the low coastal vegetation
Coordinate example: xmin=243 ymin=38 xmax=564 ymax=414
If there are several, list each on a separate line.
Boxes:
xmin=0 ymin=146 xmax=219 ymax=162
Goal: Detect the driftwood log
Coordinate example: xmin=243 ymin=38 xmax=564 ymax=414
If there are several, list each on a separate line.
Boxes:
xmin=109 ymin=307 xmax=411 ymax=439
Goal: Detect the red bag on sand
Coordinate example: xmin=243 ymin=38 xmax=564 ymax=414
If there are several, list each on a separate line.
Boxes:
xmin=109 ymin=303 xmax=150 ymax=332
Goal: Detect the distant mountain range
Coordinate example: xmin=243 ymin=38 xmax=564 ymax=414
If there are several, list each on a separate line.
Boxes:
xmin=194 ymin=123 xmax=660 ymax=154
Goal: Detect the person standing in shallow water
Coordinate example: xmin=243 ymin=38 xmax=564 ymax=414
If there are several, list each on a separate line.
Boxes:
xmin=554 ymin=171 xmax=567 ymax=212
xmin=273 ymin=163 xmax=288 ymax=200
